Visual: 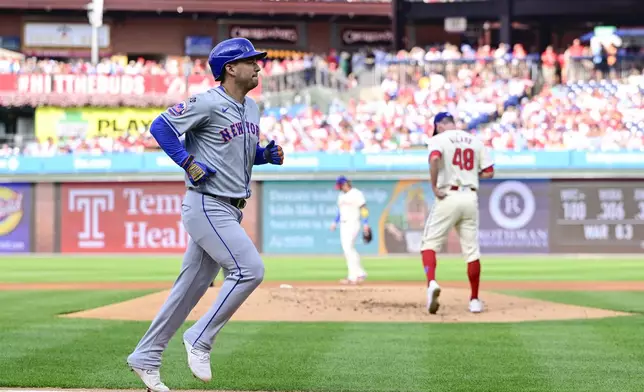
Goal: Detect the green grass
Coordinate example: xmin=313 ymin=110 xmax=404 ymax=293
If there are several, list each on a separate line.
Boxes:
xmin=0 ymin=290 xmax=643 ymax=392
xmin=1 ymin=255 xmax=644 ymax=391
xmin=502 ymin=291 xmax=644 ymax=314
xmin=1 ymin=254 xmax=644 ymax=283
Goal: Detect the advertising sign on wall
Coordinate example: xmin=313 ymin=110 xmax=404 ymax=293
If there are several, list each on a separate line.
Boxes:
xmin=377 ymin=179 xmax=551 ymax=255
xmin=0 ymin=73 xmax=262 ymax=104
xmin=377 ymin=180 xmax=439 ymax=254
xmin=60 ymin=182 xmax=259 ymax=253
xmin=23 ymin=23 xmax=110 ymax=49
xmin=478 ymin=180 xmax=550 ymax=253
xmin=262 ymin=179 xmax=553 ymax=256
xmin=60 ymin=183 xmax=188 ymax=253
xmin=0 ymin=183 xmax=32 ymax=253
xmin=229 ymin=25 xmax=299 ymax=44
xmin=35 ymin=106 xmax=163 ymax=141
xmin=262 ymin=180 xmax=453 ymax=255
xmin=262 ymin=181 xmax=395 ymax=254
xmin=340 ymin=28 xmax=393 ymax=46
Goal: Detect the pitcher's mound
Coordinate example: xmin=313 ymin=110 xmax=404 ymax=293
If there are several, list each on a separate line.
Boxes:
xmin=62 ymin=283 xmax=630 ymax=323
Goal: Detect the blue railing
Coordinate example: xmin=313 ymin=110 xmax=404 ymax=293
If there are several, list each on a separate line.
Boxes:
xmin=1 ymin=150 xmax=643 ymax=175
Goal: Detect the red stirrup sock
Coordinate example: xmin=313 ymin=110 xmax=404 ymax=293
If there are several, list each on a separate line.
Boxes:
xmin=421 ymin=250 xmax=437 ymax=285
xmin=468 ymin=260 xmax=481 ymax=300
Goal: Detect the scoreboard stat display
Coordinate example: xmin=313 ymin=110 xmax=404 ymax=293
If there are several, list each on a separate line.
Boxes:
xmin=551 ymin=181 xmax=644 ymax=252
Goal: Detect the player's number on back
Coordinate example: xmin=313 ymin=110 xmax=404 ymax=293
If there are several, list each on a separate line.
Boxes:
xmin=452 ymin=148 xmax=475 ymax=171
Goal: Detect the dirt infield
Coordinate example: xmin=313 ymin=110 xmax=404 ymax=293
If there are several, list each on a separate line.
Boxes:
xmin=59 ymin=282 xmax=632 ymax=324
xmin=0 ymin=280 xmax=637 ymax=323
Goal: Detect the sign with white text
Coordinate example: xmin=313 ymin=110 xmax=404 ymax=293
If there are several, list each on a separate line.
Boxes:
xmin=60 ymin=182 xmax=189 ymax=253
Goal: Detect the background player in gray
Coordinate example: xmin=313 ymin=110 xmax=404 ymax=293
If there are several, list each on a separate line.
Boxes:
xmin=126 ymin=38 xmax=284 ymax=392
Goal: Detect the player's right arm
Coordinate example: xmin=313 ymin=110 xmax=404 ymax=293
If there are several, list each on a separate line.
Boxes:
xmin=477 ymin=143 xmax=495 ymax=179
xmin=427 ymin=138 xmax=446 ymax=200
xmin=150 ymin=96 xmax=215 ymax=185
xmin=330 ymin=207 xmax=340 ymax=231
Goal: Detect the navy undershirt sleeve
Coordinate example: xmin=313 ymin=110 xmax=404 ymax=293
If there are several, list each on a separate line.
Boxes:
xmin=150 ymin=116 xmax=190 ymax=167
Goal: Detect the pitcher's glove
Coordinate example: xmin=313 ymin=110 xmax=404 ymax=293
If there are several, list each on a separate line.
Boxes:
xmin=263 ymin=140 xmax=284 ymax=165
xmin=363 ymin=226 xmax=373 ymax=244
xmin=181 ymin=155 xmax=216 ymax=186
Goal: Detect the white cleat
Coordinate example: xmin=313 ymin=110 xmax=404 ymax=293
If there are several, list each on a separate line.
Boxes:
xmin=426 ymin=280 xmax=441 ymax=315
xmin=184 ymin=339 xmax=212 ymax=382
xmin=130 ymin=366 xmax=170 ymax=392
xmin=469 ymin=299 xmax=484 ymax=313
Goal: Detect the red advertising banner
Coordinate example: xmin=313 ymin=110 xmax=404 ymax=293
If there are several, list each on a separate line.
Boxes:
xmin=60 ymin=182 xmax=190 ymax=253
xmin=0 ymin=73 xmax=261 ymax=100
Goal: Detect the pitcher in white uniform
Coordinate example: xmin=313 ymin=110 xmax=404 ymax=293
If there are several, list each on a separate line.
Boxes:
xmin=330 ymin=175 xmax=370 ymax=284
xmin=421 ymin=112 xmax=495 ymax=315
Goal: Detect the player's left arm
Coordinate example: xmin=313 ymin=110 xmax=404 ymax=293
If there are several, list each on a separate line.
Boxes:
xmin=360 ymin=204 xmax=370 ymax=225
xmin=359 ymin=202 xmax=373 ymax=242
xmin=254 ymin=140 xmax=284 ymax=165
xmin=251 ymin=101 xmax=284 ymax=165
xmin=478 ymin=144 xmax=495 ymax=179
xmin=356 ymin=190 xmax=370 ymax=229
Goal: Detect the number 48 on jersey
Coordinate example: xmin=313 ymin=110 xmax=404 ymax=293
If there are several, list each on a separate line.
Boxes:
xmin=452 ymin=148 xmax=475 ymax=171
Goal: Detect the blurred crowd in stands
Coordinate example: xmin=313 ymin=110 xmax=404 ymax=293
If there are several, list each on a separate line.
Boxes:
xmin=0 ymin=38 xmax=626 ymax=82
xmin=1 ymin=34 xmax=643 ymax=156
xmin=0 ymin=53 xmax=314 ymax=78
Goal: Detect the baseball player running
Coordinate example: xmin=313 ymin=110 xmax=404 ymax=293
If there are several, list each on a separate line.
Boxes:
xmin=420 ymin=112 xmax=494 ymax=315
xmin=330 ymin=176 xmax=371 ymax=284
xmin=126 ymin=38 xmax=284 ymax=392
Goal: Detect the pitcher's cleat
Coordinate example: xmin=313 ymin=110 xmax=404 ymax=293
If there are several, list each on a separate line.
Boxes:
xmin=426 ymin=280 xmax=441 ymax=314
xmin=469 ymin=298 xmax=484 ymax=313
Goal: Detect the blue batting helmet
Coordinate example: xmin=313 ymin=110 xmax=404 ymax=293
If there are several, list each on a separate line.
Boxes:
xmin=208 ymin=38 xmax=267 ymax=81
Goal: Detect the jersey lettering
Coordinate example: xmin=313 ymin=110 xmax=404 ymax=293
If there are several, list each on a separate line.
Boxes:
xmin=161 ymin=88 xmax=261 ymax=198
xmin=452 ymin=148 xmax=475 ymax=171
xmin=222 ymin=121 xmax=260 ymax=143
xmin=428 ymin=129 xmax=493 ymax=190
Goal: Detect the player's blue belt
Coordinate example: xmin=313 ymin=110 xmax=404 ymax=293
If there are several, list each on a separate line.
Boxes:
xmin=189 ymin=188 xmax=247 ymax=209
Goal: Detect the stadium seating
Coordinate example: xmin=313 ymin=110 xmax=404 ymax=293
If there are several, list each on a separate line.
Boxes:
xmin=1 ymin=42 xmax=643 ymax=155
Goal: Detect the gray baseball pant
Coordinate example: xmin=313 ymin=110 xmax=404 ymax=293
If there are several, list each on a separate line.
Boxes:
xmin=127 ymin=190 xmax=264 ymax=370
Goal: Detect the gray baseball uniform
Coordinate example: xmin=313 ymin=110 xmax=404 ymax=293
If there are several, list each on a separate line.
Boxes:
xmin=127 ymin=86 xmax=264 ymax=370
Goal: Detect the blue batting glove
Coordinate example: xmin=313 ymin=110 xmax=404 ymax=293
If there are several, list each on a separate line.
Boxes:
xmin=181 ymin=155 xmax=216 ymax=186
xmin=263 ymin=140 xmax=284 ymax=165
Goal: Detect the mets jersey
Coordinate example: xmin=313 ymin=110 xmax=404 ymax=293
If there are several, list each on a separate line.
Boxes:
xmin=338 ymin=188 xmax=366 ymax=224
xmin=427 ymin=130 xmax=493 ymax=190
xmin=160 ymin=86 xmax=261 ymax=199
